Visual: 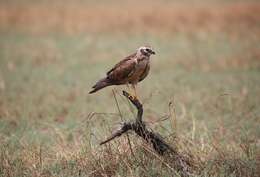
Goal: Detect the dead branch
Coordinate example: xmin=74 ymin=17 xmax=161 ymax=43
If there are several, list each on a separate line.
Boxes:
xmin=100 ymin=90 xmax=193 ymax=176
xmin=100 ymin=90 xmax=174 ymax=154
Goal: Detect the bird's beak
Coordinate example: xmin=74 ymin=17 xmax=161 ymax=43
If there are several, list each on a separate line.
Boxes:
xmin=151 ymin=50 xmax=156 ymax=55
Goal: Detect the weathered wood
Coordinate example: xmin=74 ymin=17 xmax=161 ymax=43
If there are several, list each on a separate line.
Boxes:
xmin=100 ymin=90 xmax=173 ymax=155
xmin=99 ymin=90 xmax=194 ymax=176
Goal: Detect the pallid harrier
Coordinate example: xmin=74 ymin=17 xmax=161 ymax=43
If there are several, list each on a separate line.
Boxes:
xmin=89 ymin=46 xmax=155 ymax=98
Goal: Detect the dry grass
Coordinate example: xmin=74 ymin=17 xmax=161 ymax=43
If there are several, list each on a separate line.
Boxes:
xmin=0 ymin=0 xmax=260 ymax=176
xmin=1 ymin=128 xmax=259 ymax=176
xmin=0 ymin=1 xmax=260 ymax=34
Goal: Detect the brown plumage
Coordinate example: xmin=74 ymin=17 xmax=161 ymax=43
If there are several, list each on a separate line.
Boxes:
xmin=89 ymin=46 xmax=155 ymax=95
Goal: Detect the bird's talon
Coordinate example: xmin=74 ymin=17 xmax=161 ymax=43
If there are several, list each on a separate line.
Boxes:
xmin=128 ymin=95 xmax=137 ymax=101
xmin=128 ymin=95 xmax=134 ymax=100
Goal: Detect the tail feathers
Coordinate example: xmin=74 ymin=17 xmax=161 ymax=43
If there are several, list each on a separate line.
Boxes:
xmin=89 ymin=78 xmax=111 ymax=94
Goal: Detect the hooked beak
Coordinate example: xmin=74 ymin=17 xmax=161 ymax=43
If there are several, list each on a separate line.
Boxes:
xmin=147 ymin=48 xmax=155 ymax=55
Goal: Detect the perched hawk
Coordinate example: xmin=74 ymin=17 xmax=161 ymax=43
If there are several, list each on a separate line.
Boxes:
xmin=89 ymin=46 xmax=156 ymax=97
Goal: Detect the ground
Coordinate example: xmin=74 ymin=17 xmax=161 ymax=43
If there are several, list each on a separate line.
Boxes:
xmin=0 ymin=0 xmax=260 ymax=176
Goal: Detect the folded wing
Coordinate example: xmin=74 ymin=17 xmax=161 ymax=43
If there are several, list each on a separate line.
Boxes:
xmin=107 ymin=53 xmax=137 ymax=84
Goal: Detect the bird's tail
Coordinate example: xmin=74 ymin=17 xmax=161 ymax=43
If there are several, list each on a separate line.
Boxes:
xmin=89 ymin=77 xmax=111 ymax=94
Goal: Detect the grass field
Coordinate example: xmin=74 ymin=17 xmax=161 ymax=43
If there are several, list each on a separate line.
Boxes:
xmin=0 ymin=0 xmax=260 ymax=176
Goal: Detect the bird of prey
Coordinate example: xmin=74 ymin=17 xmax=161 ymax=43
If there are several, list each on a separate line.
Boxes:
xmin=89 ymin=46 xmax=156 ymax=98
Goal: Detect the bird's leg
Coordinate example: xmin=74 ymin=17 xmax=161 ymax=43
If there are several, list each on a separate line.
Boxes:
xmin=126 ymin=83 xmax=132 ymax=94
xmin=125 ymin=83 xmax=137 ymax=100
xmin=131 ymin=84 xmax=138 ymax=100
xmin=126 ymin=83 xmax=134 ymax=99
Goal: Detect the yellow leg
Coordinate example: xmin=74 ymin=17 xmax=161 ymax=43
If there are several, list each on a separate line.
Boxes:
xmin=131 ymin=84 xmax=138 ymax=99
xmin=126 ymin=83 xmax=133 ymax=96
xmin=126 ymin=83 xmax=130 ymax=92
xmin=126 ymin=83 xmax=138 ymax=100
xmin=126 ymin=83 xmax=132 ymax=96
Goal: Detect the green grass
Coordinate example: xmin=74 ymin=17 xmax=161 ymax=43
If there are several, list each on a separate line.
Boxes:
xmin=0 ymin=30 xmax=260 ymax=176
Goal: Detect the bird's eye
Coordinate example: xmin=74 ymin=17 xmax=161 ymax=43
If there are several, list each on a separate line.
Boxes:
xmin=146 ymin=48 xmax=150 ymax=52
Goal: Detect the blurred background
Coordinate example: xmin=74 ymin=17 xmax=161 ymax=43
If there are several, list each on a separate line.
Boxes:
xmin=0 ymin=0 xmax=259 ymax=176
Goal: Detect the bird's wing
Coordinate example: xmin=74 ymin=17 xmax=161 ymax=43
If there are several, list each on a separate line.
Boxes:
xmin=106 ymin=53 xmax=136 ymax=75
xmin=138 ymin=63 xmax=150 ymax=82
xmin=107 ymin=53 xmax=137 ymax=82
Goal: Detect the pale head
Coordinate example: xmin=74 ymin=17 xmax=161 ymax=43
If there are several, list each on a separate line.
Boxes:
xmin=136 ymin=46 xmax=156 ymax=57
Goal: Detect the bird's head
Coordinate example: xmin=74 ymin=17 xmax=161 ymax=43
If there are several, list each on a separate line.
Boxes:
xmin=137 ymin=46 xmax=156 ymax=57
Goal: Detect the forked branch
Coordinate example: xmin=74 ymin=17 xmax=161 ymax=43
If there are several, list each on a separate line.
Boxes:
xmin=99 ymin=90 xmax=194 ymax=176
xmin=100 ymin=90 xmax=173 ymax=155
